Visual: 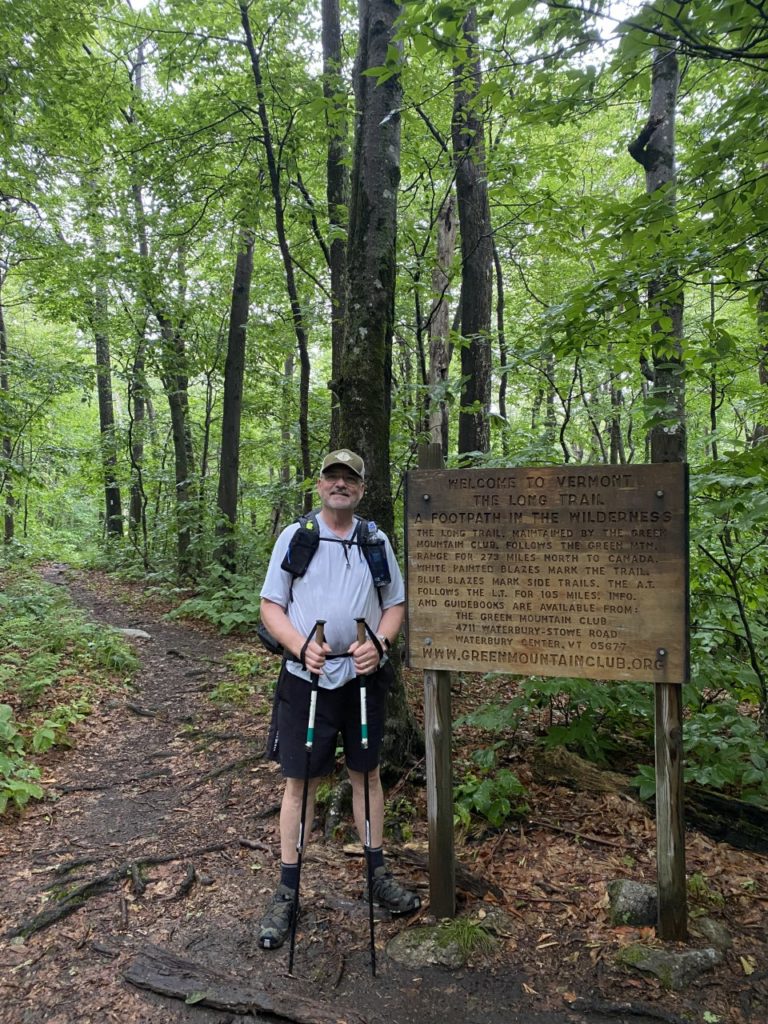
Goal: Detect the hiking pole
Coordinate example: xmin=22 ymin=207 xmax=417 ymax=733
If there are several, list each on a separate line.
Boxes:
xmin=288 ymin=618 xmax=325 ymax=976
xmin=356 ymin=617 xmax=377 ymax=977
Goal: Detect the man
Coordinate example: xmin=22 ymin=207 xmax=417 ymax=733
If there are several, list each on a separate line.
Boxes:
xmin=257 ymin=449 xmax=419 ymax=949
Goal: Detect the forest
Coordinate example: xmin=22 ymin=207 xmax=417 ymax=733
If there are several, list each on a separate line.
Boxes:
xmin=1 ymin=0 xmax=768 ymax=826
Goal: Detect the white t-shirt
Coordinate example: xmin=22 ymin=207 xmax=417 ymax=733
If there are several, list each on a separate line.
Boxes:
xmin=260 ymin=513 xmax=405 ymax=689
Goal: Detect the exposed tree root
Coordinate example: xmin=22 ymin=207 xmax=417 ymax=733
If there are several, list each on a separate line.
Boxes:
xmin=527 ymin=818 xmax=625 ymax=849
xmin=125 ymin=702 xmax=159 ymax=717
xmin=5 ymin=841 xmax=237 ymax=939
xmin=394 ymin=847 xmax=503 ymax=901
xmin=123 ymin=944 xmax=368 ymax=1024
xmin=57 ymin=768 xmax=173 ymax=794
xmin=255 ymin=800 xmax=282 ymax=819
xmin=195 ymin=753 xmax=262 ymax=784
xmin=569 ymin=996 xmax=690 ymax=1024
xmin=166 ymin=864 xmax=196 ymax=901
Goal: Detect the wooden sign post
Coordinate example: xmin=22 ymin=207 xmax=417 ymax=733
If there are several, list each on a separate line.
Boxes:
xmin=418 ymin=442 xmax=455 ymax=918
xmin=405 ymin=464 xmax=689 ymax=933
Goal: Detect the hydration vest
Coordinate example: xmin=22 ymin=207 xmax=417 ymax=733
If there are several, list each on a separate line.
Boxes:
xmin=280 ymin=510 xmax=391 ymax=604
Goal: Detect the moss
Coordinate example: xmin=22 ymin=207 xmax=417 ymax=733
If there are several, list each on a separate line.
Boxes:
xmin=615 ymin=943 xmax=676 ymax=990
xmin=615 ymin=943 xmax=650 ymax=968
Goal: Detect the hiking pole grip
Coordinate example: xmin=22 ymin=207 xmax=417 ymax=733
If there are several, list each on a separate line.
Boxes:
xmin=288 ymin=618 xmax=325 ymax=976
xmin=304 ymin=620 xmax=326 ymax=749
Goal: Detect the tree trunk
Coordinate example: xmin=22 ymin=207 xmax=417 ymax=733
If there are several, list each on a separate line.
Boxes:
xmin=322 ymin=0 xmax=349 ymax=451
xmin=452 ymin=7 xmax=493 ymax=458
xmin=427 ymin=195 xmax=457 ymax=454
xmin=128 ymin=45 xmax=149 ymax=551
xmin=754 ymin=283 xmax=768 ymax=446
xmin=240 ymin=4 xmax=313 ymax=508
xmin=544 ymin=352 xmax=557 ymax=450
xmin=493 ymin=242 xmax=509 ymax=458
xmin=128 ymin=335 xmax=148 ymax=558
xmin=629 ymin=45 xmax=687 ymax=944
xmin=340 ymin=0 xmax=421 ymax=773
xmin=629 ymin=49 xmax=686 ymax=463
xmin=215 ymin=229 xmax=254 ymax=571
xmin=85 ymin=177 xmax=124 ymax=540
xmin=0 ymin=275 xmax=14 ymax=544
xmin=338 ymin=0 xmax=402 ymax=538
xmin=609 ymin=379 xmax=626 ymax=464
xmin=93 ymin=290 xmax=124 ymax=538
xmin=156 ymin=312 xmax=196 ymax=577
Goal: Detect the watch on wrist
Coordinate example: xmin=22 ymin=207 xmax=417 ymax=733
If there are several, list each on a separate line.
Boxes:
xmin=377 ymin=634 xmax=391 ymax=652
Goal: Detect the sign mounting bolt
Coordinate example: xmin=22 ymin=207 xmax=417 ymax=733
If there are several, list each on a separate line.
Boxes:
xmin=656 ymin=490 xmax=664 ymax=498
xmin=657 ymin=648 xmax=667 ymax=658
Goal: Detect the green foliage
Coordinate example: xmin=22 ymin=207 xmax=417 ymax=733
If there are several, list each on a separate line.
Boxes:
xmin=31 ymin=699 xmax=91 ymax=753
xmin=689 ymin=451 xmax=768 ymax=718
xmin=207 ymin=645 xmax=272 ymax=706
xmin=685 ymin=703 xmax=768 ymax=799
xmin=460 ymin=677 xmax=653 ymax=766
xmin=633 ymin=764 xmax=657 ymax=802
xmin=0 ymin=573 xmax=138 ymax=706
xmin=635 ymin=698 xmax=768 ymax=805
xmin=433 ymin=916 xmax=497 ymax=958
xmin=535 ymin=679 xmax=654 ymax=764
xmin=385 ymin=796 xmax=417 ymax=842
xmin=454 ymin=746 xmax=529 ymax=829
xmin=3 ymin=0 xmax=768 ymax=818
xmin=456 ymin=693 xmax=527 ymax=740
xmin=0 ymin=565 xmax=136 ymax=815
xmin=168 ymin=567 xmax=263 ymax=634
xmin=687 ymin=871 xmax=725 ymax=910
xmin=224 ymin=650 xmax=268 ymax=681
xmin=0 ymin=704 xmax=44 ymax=814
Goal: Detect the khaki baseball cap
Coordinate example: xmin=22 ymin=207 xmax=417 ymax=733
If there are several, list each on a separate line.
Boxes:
xmin=320 ymin=449 xmax=365 ymax=479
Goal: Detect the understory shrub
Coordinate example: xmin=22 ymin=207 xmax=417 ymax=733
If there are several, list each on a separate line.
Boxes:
xmin=168 ymin=566 xmax=262 ymax=634
xmin=0 ymin=565 xmax=137 ymax=814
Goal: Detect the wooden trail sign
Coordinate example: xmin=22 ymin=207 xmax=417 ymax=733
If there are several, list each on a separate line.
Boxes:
xmin=406 ymin=464 xmax=688 ymax=684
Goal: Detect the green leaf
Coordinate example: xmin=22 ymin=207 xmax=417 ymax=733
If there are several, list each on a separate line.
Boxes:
xmin=412 ymin=33 xmax=431 ymax=57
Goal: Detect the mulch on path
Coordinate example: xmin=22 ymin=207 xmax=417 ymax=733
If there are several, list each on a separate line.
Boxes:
xmin=0 ymin=568 xmax=766 ymax=1024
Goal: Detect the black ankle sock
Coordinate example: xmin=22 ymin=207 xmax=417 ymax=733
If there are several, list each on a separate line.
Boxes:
xmin=367 ymin=846 xmax=385 ymax=872
xmin=280 ymin=862 xmax=299 ymax=891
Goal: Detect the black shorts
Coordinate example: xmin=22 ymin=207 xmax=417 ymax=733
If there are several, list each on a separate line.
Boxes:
xmin=270 ymin=661 xmax=393 ymax=779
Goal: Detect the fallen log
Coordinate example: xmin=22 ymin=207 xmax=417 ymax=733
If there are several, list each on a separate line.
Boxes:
xmin=684 ymin=785 xmax=768 ymax=853
xmin=124 ymin=944 xmax=367 ymax=1024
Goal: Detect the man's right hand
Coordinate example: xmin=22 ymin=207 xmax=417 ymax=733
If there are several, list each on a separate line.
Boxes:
xmin=302 ymin=638 xmax=331 ymax=674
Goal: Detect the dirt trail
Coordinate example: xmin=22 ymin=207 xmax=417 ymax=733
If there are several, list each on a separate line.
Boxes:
xmin=3 ymin=569 xmax=765 ymax=1024
xmin=0 ymin=569 xmax=589 ymax=1024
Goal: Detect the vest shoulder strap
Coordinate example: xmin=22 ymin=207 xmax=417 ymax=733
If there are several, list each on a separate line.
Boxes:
xmin=282 ymin=510 xmax=387 ymax=606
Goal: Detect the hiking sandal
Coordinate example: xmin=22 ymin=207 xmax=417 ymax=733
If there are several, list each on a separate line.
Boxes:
xmin=258 ymin=883 xmax=296 ymax=949
xmin=367 ymin=867 xmax=421 ymax=915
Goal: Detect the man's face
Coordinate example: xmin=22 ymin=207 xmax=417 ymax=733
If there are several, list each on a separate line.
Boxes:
xmin=317 ymin=467 xmax=365 ymax=512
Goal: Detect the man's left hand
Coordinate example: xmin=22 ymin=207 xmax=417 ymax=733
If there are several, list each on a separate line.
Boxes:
xmin=349 ymin=638 xmax=381 ymax=675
